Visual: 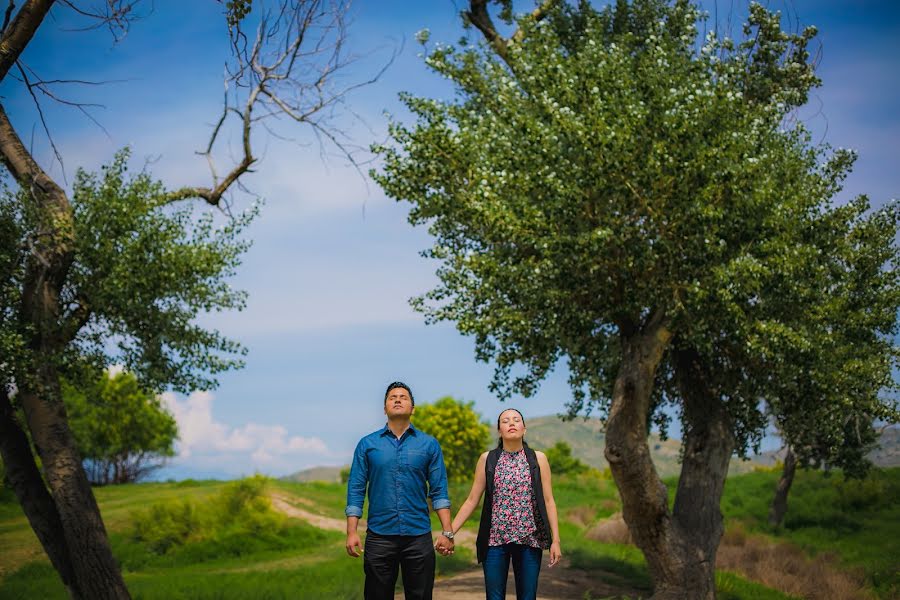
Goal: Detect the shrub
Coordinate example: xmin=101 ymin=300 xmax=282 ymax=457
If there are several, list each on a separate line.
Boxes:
xmin=130 ymin=475 xmax=286 ymax=556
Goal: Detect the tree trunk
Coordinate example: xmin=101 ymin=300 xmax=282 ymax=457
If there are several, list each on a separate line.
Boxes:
xmin=0 ymin=386 xmax=81 ymax=599
xmin=19 ymin=379 xmax=131 ymax=599
xmin=768 ymin=446 xmax=796 ymax=527
xmin=605 ymin=321 xmax=734 ymax=600
xmin=0 ymin=103 xmax=131 ymax=599
xmin=669 ymin=346 xmax=735 ymax=600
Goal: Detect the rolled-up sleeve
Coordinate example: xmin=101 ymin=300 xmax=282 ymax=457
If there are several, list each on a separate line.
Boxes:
xmin=345 ymin=440 xmax=368 ymax=518
xmin=427 ymin=439 xmax=451 ymax=511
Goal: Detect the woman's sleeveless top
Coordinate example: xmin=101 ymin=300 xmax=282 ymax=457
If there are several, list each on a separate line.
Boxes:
xmin=488 ymin=449 xmax=549 ymax=549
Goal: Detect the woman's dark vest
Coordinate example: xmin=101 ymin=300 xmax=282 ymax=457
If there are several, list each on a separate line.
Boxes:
xmin=475 ymin=442 xmax=552 ymax=564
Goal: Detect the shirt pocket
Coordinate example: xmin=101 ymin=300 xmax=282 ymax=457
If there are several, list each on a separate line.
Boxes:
xmin=406 ymin=448 xmax=430 ymax=472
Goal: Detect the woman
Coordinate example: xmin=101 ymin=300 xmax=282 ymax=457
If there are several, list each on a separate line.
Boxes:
xmin=448 ymin=408 xmax=561 ymax=600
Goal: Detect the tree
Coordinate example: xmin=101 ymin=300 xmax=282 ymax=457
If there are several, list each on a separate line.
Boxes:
xmin=372 ymin=1 xmax=898 ymax=598
xmin=542 ymin=441 xmax=587 ymax=476
xmin=63 ymin=371 xmax=178 ymax=485
xmin=412 ymin=396 xmax=491 ymax=482
xmin=0 ymin=1 xmax=380 ymax=597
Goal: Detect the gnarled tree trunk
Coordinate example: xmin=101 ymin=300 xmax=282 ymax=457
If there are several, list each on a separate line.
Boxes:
xmin=605 ymin=320 xmax=734 ymax=600
xmin=0 ymin=102 xmax=131 ymax=598
xmin=768 ymin=446 xmax=797 ymax=527
xmin=0 ymin=386 xmax=81 ymax=598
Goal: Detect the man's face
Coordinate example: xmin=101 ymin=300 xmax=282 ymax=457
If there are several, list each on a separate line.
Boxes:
xmin=384 ymin=387 xmax=414 ymax=419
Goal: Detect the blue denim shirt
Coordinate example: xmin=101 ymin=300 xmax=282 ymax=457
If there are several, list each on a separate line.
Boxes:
xmin=345 ymin=423 xmax=451 ymax=536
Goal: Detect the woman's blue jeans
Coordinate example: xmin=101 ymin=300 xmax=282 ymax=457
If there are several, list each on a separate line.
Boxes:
xmin=482 ymin=543 xmax=543 ymax=600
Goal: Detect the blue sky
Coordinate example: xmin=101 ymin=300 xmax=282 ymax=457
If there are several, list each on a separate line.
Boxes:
xmin=4 ymin=0 xmax=898 ymax=479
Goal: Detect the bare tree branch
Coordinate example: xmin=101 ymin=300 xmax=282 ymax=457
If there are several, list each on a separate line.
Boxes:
xmin=56 ymin=0 xmax=143 ymax=41
xmin=168 ymin=0 xmax=390 ymax=206
xmin=466 ymin=0 xmax=558 ymax=66
xmin=1 ymin=1 xmax=15 ymax=35
xmin=0 ymin=0 xmax=54 ymax=83
xmin=15 ymin=60 xmax=66 ymax=180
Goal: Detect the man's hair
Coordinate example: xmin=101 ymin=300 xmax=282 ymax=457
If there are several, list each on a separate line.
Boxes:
xmin=384 ymin=381 xmax=414 ymax=406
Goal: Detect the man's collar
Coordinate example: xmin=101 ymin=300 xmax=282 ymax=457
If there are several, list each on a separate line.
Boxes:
xmin=380 ymin=422 xmax=417 ymax=436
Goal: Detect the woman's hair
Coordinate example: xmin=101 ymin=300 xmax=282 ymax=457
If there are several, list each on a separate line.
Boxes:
xmin=496 ymin=408 xmax=525 ymax=448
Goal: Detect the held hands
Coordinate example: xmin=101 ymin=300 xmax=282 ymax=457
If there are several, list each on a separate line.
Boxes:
xmin=345 ymin=532 xmax=362 ymax=558
xmin=548 ymin=541 xmax=562 ymax=567
xmin=434 ymin=534 xmax=455 ymax=556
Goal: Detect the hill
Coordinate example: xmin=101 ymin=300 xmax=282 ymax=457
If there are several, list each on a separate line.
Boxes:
xmin=524 ymin=415 xmax=900 ymax=477
xmin=280 ymin=465 xmax=344 ymax=483
xmin=523 ymin=415 xmax=765 ymax=478
xmin=869 ymin=426 xmax=900 ymax=467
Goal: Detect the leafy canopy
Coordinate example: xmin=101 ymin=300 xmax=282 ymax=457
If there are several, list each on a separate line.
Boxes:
xmin=373 ymin=0 xmax=898 ymax=454
xmin=0 ymin=148 xmax=256 ymax=392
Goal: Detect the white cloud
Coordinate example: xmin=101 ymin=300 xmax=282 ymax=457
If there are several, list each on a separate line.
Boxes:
xmin=160 ymin=391 xmax=329 ymax=472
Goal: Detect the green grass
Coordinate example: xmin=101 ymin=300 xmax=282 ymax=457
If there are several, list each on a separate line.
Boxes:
xmin=721 ymin=467 xmax=900 ymax=597
xmin=2 ymin=468 xmax=895 ymax=599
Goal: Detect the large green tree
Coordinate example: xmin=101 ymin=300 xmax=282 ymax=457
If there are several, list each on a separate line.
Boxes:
xmin=373 ymin=1 xmax=899 ymax=598
xmin=412 ymin=396 xmax=491 ymax=482
xmin=63 ymin=371 xmax=178 ymax=486
xmin=0 ymin=1 xmax=376 ymax=597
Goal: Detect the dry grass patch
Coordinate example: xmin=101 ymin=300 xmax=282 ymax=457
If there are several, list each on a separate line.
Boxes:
xmin=717 ymin=525 xmax=872 ymax=600
xmin=567 ymin=505 xmax=597 ymax=528
xmin=585 ymin=512 xmax=632 ymax=545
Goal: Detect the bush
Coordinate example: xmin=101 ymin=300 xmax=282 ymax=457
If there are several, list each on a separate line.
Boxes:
xmin=130 ymin=475 xmax=288 ymax=556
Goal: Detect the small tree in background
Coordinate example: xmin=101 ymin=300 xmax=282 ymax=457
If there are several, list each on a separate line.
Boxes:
xmin=543 ymin=441 xmax=588 ymax=476
xmin=413 ymin=396 xmax=491 ymax=482
xmin=64 ymin=371 xmax=178 ymax=485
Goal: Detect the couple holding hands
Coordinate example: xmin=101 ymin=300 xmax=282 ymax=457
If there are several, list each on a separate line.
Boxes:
xmin=345 ymin=381 xmax=561 ymax=600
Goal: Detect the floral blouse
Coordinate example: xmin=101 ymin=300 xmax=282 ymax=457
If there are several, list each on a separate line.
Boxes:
xmin=488 ymin=449 xmax=549 ymax=549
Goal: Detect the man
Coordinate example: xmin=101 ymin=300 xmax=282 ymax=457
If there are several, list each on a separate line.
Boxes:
xmin=345 ymin=381 xmax=456 ymax=600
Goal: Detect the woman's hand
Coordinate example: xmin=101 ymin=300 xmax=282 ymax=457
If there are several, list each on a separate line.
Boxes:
xmin=548 ymin=541 xmax=562 ymax=567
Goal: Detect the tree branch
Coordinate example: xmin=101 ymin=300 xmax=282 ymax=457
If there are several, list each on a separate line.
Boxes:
xmin=0 ymin=0 xmax=54 ymax=83
xmin=466 ymin=0 xmax=558 ymax=66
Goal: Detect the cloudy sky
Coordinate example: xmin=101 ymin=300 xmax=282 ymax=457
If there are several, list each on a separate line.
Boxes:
xmin=5 ymin=0 xmax=898 ymax=479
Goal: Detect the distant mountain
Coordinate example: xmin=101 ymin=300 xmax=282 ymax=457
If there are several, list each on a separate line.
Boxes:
xmin=868 ymin=426 xmax=900 ymax=467
xmin=281 ymin=420 xmax=899 ymax=484
xmin=523 ymin=415 xmax=765 ymax=478
xmin=280 ymin=465 xmax=344 ymax=483
xmin=525 ymin=416 xmax=900 ymax=476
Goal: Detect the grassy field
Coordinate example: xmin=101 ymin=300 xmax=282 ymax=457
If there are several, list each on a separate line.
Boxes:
xmin=0 ymin=468 xmax=896 ymax=599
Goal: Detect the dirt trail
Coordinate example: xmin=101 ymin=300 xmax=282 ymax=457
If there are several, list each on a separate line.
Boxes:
xmin=411 ymin=556 xmax=642 ymax=600
xmin=269 ymin=493 xmax=350 ymax=531
xmin=270 ymin=491 xmax=643 ymax=599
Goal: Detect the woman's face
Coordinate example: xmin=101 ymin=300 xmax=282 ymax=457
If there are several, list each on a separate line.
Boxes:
xmin=497 ymin=409 xmax=526 ymax=442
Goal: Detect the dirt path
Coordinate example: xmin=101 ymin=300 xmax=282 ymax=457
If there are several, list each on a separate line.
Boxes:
xmin=269 ymin=493 xmax=350 ymax=531
xmin=270 ymin=491 xmax=643 ymax=599
xmin=415 ymin=557 xmax=643 ymax=600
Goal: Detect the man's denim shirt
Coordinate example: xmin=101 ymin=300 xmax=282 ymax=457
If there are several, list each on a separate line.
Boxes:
xmin=345 ymin=423 xmax=451 ymax=536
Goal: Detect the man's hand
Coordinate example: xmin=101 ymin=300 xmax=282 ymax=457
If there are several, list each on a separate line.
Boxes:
xmin=346 ymin=531 xmax=363 ymax=557
xmin=434 ymin=534 xmax=455 ymax=556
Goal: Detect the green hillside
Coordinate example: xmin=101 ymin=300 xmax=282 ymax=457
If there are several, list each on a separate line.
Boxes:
xmin=281 ymin=465 xmax=344 ymax=483
xmin=524 ymin=415 xmax=765 ymax=477
xmin=1 ymin=468 xmax=895 ymax=599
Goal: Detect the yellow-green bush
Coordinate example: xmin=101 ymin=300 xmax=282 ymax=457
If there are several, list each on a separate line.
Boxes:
xmin=130 ymin=475 xmax=285 ymax=555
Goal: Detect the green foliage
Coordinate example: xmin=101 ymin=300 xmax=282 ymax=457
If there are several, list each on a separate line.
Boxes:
xmin=373 ymin=0 xmax=898 ymax=457
xmin=223 ymin=0 xmax=252 ymax=27
xmin=63 ymin=370 xmax=177 ymax=484
xmin=130 ymin=475 xmax=292 ymax=558
xmin=722 ymin=468 xmax=900 ymax=597
xmin=543 ymin=441 xmax=589 ymax=476
xmin=0 ymin=148 xmax=257 ymax=392
xmin=412 ymin=396 xmax=491 ymax=481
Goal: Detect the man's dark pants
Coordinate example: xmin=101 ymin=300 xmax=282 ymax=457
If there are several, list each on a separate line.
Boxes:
xmin=363 ymin=531 xmax=435 ymax=600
